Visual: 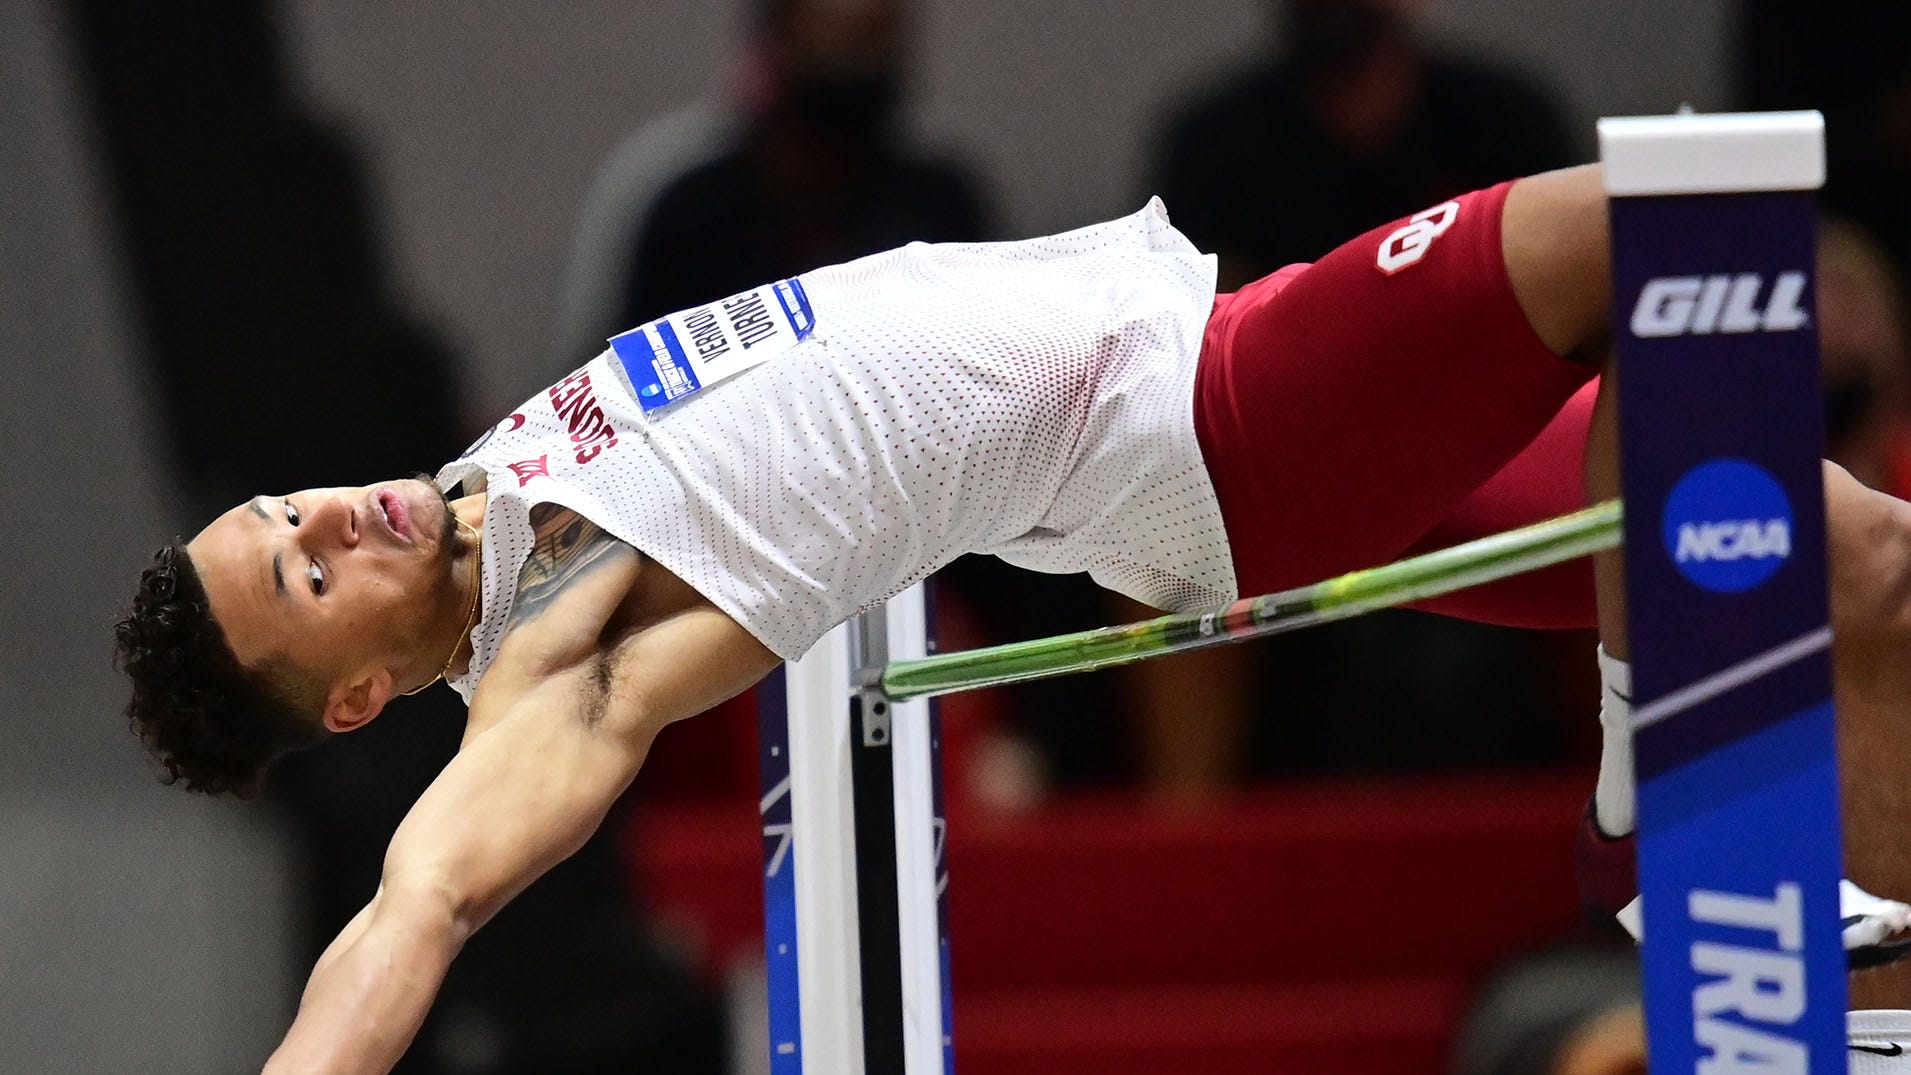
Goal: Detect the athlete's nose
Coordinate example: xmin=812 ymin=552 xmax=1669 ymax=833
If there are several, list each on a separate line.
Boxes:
xmin=303 ymin=489 xmax=361 ymax=552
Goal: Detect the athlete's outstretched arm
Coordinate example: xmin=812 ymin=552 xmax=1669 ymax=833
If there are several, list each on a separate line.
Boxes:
xmin=261 ymin=583 xmax=778 ymax=1075
xmin=260 ymin=680 xmax=647 ymax=1075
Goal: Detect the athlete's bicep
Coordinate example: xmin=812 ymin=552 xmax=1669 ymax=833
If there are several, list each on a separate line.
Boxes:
xmin=379 ymin=678 xmax=656 ymax=934
xmin=378 ymin=622 xmax=776 ymax=934
xmin=381 ymin=600 xmax=776 ymax=934
xmin=605 ymin=594 xmax=781 ymax=729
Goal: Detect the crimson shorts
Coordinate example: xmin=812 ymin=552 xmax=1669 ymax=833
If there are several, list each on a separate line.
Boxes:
xmin=1192 ymin=180 xmax=1601 ymax=629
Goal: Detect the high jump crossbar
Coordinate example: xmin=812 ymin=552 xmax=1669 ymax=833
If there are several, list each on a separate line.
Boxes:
xmin=879 ymin=497 xmax=1623 ymax=703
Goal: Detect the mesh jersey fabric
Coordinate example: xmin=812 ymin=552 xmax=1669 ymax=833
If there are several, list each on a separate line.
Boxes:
xmin=437 ymin=198 xmax=1230 ymax=691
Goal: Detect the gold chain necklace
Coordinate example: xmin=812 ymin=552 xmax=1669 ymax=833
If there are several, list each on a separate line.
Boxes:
xmin=402 ymin=516 xmax=482 ymax=696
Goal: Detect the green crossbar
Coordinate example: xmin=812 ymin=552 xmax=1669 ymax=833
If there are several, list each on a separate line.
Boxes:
xmin=879 ymin=499 xmax=1623 ymax=701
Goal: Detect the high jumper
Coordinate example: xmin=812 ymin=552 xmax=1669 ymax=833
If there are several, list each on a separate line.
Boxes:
xmin=116 ymin=163 xmax=1911 ymax=1072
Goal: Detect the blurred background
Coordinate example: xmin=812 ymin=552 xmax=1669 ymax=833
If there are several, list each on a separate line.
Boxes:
xmin=5 ymin=0 xmax=1909 ymax=1072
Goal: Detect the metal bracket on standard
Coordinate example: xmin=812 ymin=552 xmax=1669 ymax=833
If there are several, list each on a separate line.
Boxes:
xmin=850 ymin=609 xmax=894 ymax=747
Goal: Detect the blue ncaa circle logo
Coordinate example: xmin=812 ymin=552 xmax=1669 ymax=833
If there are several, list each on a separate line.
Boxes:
xmin=1661 ymin=458 xmax=1794 ymax=593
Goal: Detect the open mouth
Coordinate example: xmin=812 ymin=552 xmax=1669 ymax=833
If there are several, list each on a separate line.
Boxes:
xmin=376 ymin=488 xmax=413 ymax=541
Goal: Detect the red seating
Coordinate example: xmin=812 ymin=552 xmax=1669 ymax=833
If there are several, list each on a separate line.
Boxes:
xmin=623 ymin=771 xmax=1592 ymax=1074
xmin=955 ymin=979 xmax=1460 ymax=1075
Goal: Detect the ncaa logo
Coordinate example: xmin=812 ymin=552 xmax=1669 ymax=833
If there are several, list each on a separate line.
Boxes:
xmin=1661 ymin=459 xmax=1794 ymax=593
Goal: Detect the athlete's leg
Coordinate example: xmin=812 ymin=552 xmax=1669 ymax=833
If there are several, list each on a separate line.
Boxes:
xmin=1194 ymin=165 xmax=1611 ymax=601
xmin=1498 ymin=165 xmax=1612 ymax=359
xmin=1404 ymin=380 xmax=1599 ymax=628
xmin=1492 ymin=164 xmax=1629 ymax=653
xmin=1389 ymin=165 xmax=1619 ymax=629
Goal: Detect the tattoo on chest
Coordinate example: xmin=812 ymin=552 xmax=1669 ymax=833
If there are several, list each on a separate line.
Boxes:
xmin=505 ymin=503 xmax=637 ymax=632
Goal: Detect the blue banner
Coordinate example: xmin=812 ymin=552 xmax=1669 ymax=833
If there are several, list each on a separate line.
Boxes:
xmin=758 ymin=669 xmax=803 ymax=1073
xmin=1614 ymin=189 xmax=1846 ymax=1073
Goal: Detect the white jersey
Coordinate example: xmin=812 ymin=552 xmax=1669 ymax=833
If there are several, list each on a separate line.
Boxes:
xmin=438 ymin=199 xmax=1233 ymax=698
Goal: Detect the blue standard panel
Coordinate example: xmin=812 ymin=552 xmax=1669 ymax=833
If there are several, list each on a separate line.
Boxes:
xmin=1613 ymin=189 xmax=1846 ymax=1073
xmin=758 ymin=669 xmax=803 ymax=1073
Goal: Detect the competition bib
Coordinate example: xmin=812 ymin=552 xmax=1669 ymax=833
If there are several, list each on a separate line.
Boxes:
xmin=608 ymin=277 xmax=817 ymax=413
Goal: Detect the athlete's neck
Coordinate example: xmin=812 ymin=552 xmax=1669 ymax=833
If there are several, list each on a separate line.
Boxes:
xmin=406 ymin=495 xmax=488 ymax=691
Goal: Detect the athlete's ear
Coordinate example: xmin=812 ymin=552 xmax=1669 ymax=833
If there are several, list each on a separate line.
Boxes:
xmin=322 ymin=669 xmax=394 ymax=734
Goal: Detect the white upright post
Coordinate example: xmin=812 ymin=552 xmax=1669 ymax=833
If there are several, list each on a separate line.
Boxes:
xmin=780 ymin=621 xmax=867 ymax=1073
xmin=762 ymin=582 xmax=948 ymax=1075
xmin=884 ymin=587 xmax=949 ymax=1072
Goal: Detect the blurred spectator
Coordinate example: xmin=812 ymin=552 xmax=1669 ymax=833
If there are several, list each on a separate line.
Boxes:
xmin=1742 ymin=1 xmax=1911 ymax=527
xmin=1152 ymin=0 xmax=1575 ymax=289
xmin=562 ymin=0 xmax=990 ymax=348
xmin=69 ymin=3 xmax=724 ymax=1071
xmin=553 ymin=100 xmax=739 ymax=369
xmin=1739 ymin=1 xmax=1911 ymax=272
xmin=1816 ymin=218 xmax=1911 ymax=497
xmin=65 ymin=1 xmax=463 ymax=520
xmin=1452 ymin=944 xmax=1643 ymax=1075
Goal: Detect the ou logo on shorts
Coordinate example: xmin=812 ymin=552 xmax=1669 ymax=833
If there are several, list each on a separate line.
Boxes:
xmin=1376 ymin=201 xmax=1461 ymax=274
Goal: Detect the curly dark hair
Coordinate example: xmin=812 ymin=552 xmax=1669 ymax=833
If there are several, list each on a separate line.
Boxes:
xmin=115 ymin=544 xmax=330 ymax=797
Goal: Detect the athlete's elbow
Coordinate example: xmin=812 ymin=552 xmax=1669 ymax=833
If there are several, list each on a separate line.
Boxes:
xmin=376 ymin=872 xmax=478 ymax=955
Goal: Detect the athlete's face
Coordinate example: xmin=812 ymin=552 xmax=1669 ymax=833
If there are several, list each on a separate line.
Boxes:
xmin=188 ymin=479 xmax=468 ymax=730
